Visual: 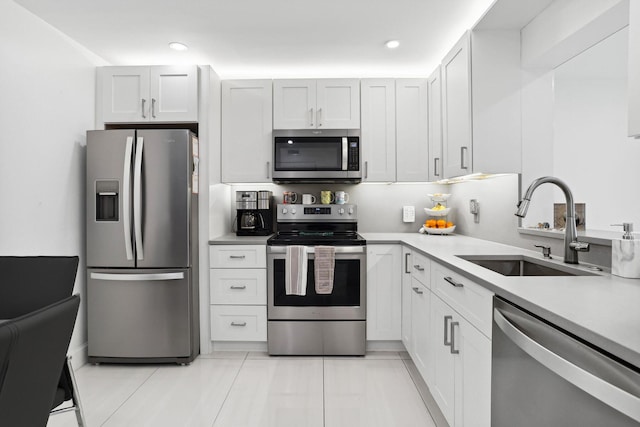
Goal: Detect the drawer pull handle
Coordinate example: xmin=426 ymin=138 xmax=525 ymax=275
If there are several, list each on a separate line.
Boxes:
xmin=412 ymin=286 xmax=423 ymax=295
xmin=444 ymin=315 xmax=453 ymax=346
xmin=230 ymin=285 xmax=247 ymax=290
xmin=230 ymin=321 xmax=247 ymax=327
xmin=229 ymin=255 xmax=246 ymax=259
xmin=450 ymin=321 xmax=460 ymax=354
xmin=444 ymin=276 xmax=464 ymax=288
xmin=413 ymin=264 xmax=425 ymax=271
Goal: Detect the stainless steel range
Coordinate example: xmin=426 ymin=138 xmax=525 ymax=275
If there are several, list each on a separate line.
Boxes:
xmin=267 ymin=204 xmax=366 ymax=356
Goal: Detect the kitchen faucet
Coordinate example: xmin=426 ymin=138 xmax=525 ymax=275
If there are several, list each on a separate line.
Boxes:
xmin=515 ymin=176 xmax=589 ymax=264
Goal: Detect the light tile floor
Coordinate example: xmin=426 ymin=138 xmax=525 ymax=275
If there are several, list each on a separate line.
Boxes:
xmin=47 ymin=351 xmax=437 ymax=427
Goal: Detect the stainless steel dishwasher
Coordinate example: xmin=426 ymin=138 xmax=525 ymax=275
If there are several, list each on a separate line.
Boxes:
xmin=492 ymin=297 xmax=640 ymax=426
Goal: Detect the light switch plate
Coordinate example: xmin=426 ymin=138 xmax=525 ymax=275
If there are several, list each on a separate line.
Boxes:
xmin=403 ymin=206 xmax=415 ymax=223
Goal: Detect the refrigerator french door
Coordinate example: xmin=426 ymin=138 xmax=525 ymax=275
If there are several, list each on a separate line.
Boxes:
xmin=86 ymin=129 xmax=199 ymax=364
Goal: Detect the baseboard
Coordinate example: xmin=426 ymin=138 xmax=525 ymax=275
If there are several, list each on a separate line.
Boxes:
xmin=403 ymin=358 xmax=449 ymax=427
xmin=366 ymin=340 xmax=405 ymax=351
xmin=68 ymin=342 xmax=88 ymax=369
xmin=210 ymin=341 xmax=269 ymax=352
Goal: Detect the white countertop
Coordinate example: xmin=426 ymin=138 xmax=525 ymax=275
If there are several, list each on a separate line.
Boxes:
xmin=362 ymin=232 xmax=640 ymax=368
xmin=209 ymin=234 xmax=273 ymax=245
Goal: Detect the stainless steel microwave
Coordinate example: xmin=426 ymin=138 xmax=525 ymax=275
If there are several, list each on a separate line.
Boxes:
xmin=272 ymin=130 xmax=361 ymax=183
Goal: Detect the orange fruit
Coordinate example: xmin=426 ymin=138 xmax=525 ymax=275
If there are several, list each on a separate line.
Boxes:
xmin=436 ymin=219 xmax=446 ymax=228
xmin=446 ymin=221 xmax=454 ymax=228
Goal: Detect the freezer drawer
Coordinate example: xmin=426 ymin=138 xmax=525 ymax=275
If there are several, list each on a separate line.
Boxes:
xmin=88 ymin=268 xmax=192 ymax=360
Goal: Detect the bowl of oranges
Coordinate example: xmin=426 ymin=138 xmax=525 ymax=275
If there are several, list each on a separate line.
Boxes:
xmin=423 ymin=219 xmax=455 ymax=235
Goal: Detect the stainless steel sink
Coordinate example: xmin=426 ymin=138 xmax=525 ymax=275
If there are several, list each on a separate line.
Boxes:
xmin=456 ymin=255 xmax=596 ymax=277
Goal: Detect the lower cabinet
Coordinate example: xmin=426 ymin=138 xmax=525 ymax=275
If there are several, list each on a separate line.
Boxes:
xmin=366 ymin=244 xmax=402 ymax=341
xmin=209 ymin=245 xmax=267 ymax=342
xmin=429 ymin=263 xmax=492 ymax=427
xmin=410 ymin=276 xmax=431 ymax=382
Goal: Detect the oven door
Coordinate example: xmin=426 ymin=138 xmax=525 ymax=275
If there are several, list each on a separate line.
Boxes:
xmin=267 ymin=246 xmax=366 ymax=320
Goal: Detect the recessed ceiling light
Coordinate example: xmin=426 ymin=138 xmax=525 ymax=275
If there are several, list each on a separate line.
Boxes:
xmin=385 ymin=40 xmax=400 ymax=49
xmin=169 ymin=42 xmax=188 ymax=51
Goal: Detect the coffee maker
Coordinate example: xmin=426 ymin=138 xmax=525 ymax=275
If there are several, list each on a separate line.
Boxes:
xmin=235 ymin=191 xmax=274 ymax=236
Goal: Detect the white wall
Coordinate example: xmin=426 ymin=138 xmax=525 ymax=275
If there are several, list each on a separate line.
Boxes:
xmin=0 ymin=0 xmax=106 ymax=367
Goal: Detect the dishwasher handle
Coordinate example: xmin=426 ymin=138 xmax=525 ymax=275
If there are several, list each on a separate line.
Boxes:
xmin=494 ymin=308 xmax=640 ymax=423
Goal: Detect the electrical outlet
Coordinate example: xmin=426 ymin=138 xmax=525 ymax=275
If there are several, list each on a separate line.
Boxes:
xmin=470 ymin=199 xmax=480 ymax=223
xmin=403 ymin=206 xmax=415 ymax=223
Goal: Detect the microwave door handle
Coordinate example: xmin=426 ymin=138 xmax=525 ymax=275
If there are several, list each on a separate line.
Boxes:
xmin=342 ymin=137 xmax=348 ymax=170
xmin=122 ymin=136 xmax=134 ymax=261
xmin=134 ymin=136 xmax=144 ymax=261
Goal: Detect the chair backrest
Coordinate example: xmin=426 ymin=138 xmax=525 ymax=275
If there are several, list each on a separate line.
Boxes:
xmin=0 ymin=295 xmax=80 ymax=427
xmin=0 ymin=256 xmax=79 ymax=318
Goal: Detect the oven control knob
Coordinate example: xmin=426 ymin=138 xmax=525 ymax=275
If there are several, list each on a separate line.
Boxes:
xmin=291 ymin=208 xmax=297 ymax=214
xmin=281 ymin=208 xmax=288 ymax=214
xmin=348 ymin=208 xmax=354 ymax=215
xmin=338 ymin=208 xmax=345 ymax=215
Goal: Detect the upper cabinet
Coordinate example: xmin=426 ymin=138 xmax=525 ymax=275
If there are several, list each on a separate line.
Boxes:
xmin=360 ymin=78 xmax=428 ymax=182
xmin=273 ymin=79 xmax=360 ymax=129
xmin=630 ymin=0 xmax=640 ymax=138
xmin=360 ymin=79 xmax=396 ymax=182
xmin=221 ymin=80 xmax=273 ymax=183
xmin=427 ymin=67 xmax=443 ymax=181
xmin=441 ymin=32 xmax=473 ymax=178
xmin=99 ymin=65 xmax=198 ymax=123
xmin=440 ymin=29 xmax=522 ymax=178
xmin=396 ymin=79 xmax=429 ymax=182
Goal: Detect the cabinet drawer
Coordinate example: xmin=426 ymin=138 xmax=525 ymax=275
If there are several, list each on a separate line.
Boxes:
xmin=431 ymin=262 xmax=493 ymax=338
xmin=211 ymin=305 xmax=267 ymax=341
xmin=210 ymin=269 xmax=266 ymax=305
xmin=411 ymin=251 xmax=430 ymax=286
xmin=210 ymin=245 xmax=266 ymax=268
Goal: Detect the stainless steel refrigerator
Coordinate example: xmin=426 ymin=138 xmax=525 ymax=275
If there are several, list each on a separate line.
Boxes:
xmin=86 ymin=129 xmax=199 ymax=364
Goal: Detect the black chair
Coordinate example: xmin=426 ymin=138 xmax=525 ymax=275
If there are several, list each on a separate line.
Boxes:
xmin=0 ymin=256 xmax=86 ymax=426
xmin=0 ymin=295 xmax=80 ymax=427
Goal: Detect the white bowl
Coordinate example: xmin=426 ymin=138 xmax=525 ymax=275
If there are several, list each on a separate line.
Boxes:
xmin=427 ymin=193 xmax=451 ymax=202
xmin=424 ymin=207 xmax=451 ymax=217
xmin=424 ymin=225 xmax=456 ymax=235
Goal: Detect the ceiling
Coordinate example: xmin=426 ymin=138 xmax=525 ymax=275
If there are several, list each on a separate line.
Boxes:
xmin=14 ymin=0 xmax=496 ymax=79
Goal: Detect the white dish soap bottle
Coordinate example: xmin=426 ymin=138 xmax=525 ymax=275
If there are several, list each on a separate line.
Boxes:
xmin=611 ymin=222 xmax=640 ymax=278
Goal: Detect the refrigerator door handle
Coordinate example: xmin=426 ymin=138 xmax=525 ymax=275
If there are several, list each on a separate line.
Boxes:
xmin=134 ymin=136 xmax=144 ymax=260
xmin=123 ymin=136 xmax=134 ymax=261
xmin=90 ymin=272 xmax=185 ymax=281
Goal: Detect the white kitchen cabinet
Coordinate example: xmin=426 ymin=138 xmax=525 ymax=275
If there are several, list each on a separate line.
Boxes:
xmin=360 ymin=78 xmax=428 ymax=182
xmin=440 ymin=29 xmax=522 ymax=178
xmin=221 ymin=80 xmax=273 ymax=183
xmin=396 ymin=79 xmax=429 ymax=182
xmin=99 ymin=65 xmax=198 ymax=123
xmin=366 ymin=244 xmax=402 ymax=341
xmin=427 ymin=67 xmax=443 ymax=181
xmin=360 ymin=79 xmax=396 ymax=182
xmin=410 ymin=276 xmax=431 ymax=383
xmin=442 ymin=32 xmax=473 ymax=178
xmin=429 ymin=261 xmax=492 ymax=427
xmin=273 ymin=79 xmax=360 ymax=129
xmin=210 ymin=244 xmax=267 ymax=342
xmin=401 ymin=247 xmax=413 ymax=351
xmin=629 ymin=0 xmax=640 ymax=138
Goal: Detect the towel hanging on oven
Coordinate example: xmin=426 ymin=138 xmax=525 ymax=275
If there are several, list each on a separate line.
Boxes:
xmin=314 ymin=246 xmax=335 ymax=294
xmin=285 ymin=246 xmax=308 ymax=296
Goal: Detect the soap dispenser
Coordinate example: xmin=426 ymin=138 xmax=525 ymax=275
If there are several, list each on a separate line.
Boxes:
xmin=611 ymin=223 xmax=640 ymax=278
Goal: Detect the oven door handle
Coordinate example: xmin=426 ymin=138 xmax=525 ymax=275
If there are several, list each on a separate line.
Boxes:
xmin=267 ymin=246 xmax=365 ymax=254
xmin=494 ymin=308 xmax=640 ymax=423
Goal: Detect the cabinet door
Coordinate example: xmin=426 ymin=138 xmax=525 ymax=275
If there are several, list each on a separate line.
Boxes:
xmin=442 ymin=31 xmax=473 ymax=178
xmin=401 ymin=247 xmax=412 ymax=352
xmin=428 ymin=67 xmax=443 ymax=181
xmin=360 ymin=79 xmax=396 ymax=181
xmin=100 ymin=66 xmax=150 ymax=123
xmin=366 ymin=244 xmax=402 ymax=341
xmin=221 ymin=80 xmax=273 ymax=183
xmin=316 ymin=79 xmax=360 ymax=129
xmin=629 ymin=0 xmax=640 ymax=137
xmin=149 ymin=65 xmax=198 ymax=122
xmin=273 ymin=79 xmax=316 ymax=129
xmin=457 ymin=316 xmax=491 ymax=427
xmin=396 ymin=79 xmax=429 ymax=182
xmin=411 ymin=277 xmax=431 ymax=383
xmin=430 ymin=295 xmax=456 ymax=426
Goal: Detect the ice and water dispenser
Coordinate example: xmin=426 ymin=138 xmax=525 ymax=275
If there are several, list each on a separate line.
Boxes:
xmin=95 ymin=180 xmax=119 ymax=221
